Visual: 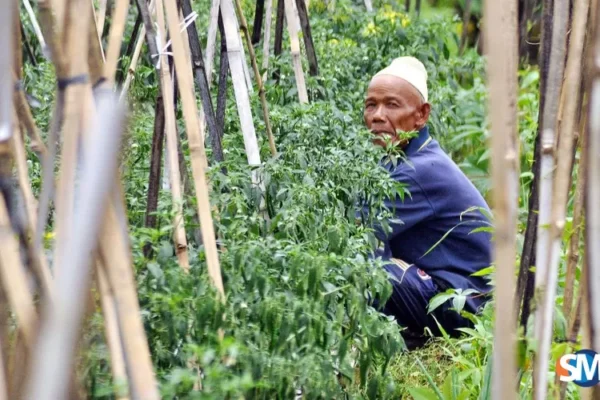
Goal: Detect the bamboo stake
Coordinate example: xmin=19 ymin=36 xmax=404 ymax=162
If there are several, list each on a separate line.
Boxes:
xmin=23 ymin=0 xmax=47 ymax=52
xmin=10 ymin=123 xmax=53 ymax=298
xmin=586 ymin=0 xmax=600 ymax=360
xmin=220 ymin=0 xmax=263 ymax=168
xmin=89 ymin=3 xmax=106 ymax=69
xmin=364 ymin=0 xmax=373 ymax=12
xmin=119 ymin=25 xmax=147 ymax=101
xmin=562 ymin=140 xmax=587 ymax=328
xmin=156 ymin=0 xmax=190 ymax=270
xmin=103 ymin=0 xmax=130 ymax=83
xmin=97 ymin=0 xmax=108 ymax=37
xmin=52 ymin=0 xmax=93 ymax=277
xmin=97 ymin=264 xmax=129 ymax=400
xmin=534 ymin=0 xmax=586 ymax=397
xmin=284 ymin=0 xmax=308 ymax=103
xmin=262 ymin=0 xmax=273 ymax=71
xmin=273 ymin=0 xmax=284 ymax=81
xmin=483 ymin=0 xmax=519 ymax=398
xmin=234 ymin=0 xmax=277 ymax=156
xmin=164 ymin=0 xmax=226 ymax=297
xmin=252 ymin=0 xmax=265 ymax=44
xmin=295 ymin=0 xmax=318 ymax=76
xmin=234 ymin=9 xmax=254 ymax=95
xmin=24 ymin=91 xmax=127 ymax=400
xmin=99 ymin=190 xmax=161 ymax=400
xmin=205 ymin=0 xmax=221 ymax=88
xmin=0 ymin=192 xmax=37 ymax=349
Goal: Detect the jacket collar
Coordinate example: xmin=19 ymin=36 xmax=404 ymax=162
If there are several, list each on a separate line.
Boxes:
xmin=403 ymin=125 xmax=431 ymax=157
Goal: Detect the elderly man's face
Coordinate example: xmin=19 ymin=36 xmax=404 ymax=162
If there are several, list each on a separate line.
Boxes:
xmin=364 ymin=75 xmax=431 ymax=147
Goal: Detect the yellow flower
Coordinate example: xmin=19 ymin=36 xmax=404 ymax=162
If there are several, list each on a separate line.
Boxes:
xmin=328 ymin=38 xmax=340 ymax=46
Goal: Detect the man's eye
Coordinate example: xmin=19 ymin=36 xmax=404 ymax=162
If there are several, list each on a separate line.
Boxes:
xmin=387 ymin=102 xmax=400 ymax=108
xmin=365 ymin=103 xmax=375 ymax=110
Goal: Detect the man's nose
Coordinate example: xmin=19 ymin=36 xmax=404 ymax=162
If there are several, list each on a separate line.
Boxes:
xmin=372 ymin=105 xmax=385 ymax=122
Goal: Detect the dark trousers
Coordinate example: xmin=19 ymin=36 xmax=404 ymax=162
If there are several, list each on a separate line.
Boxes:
xmin=374 ymin=257 xmax=474 ymax=342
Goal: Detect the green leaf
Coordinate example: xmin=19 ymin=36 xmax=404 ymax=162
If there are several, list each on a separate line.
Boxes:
xmin=407 ymin=387 xmax=440 ymax=400
xmin=452 ymin=295 xmax=466 ymax=313
xmin=471 ymin=266 xmax=495 ymax=277
xmin=428 ymin=292 xmax=453 ymax=313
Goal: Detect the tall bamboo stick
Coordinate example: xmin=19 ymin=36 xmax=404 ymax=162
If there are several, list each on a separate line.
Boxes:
xmin=205 ymin=0 xmax=221 ymax=88
xmin=97 ymin=264 xmax=129 ymax=400
xmin=103 ymin=0 xmax=130 ymax=83
xmin=163 ymin=0 xmax=226 ymax=297
xmin=284 ymin=0 xmax=308 ymax=103
xmin=295 ymin=0 xmax=318 ymax=76
xmin=23 ymin=0 xmax=47 ymax=52
xmin=533 ymin=0 xmax=583 ymax=397
xmin=262 ymin=0 xmax=273 ymax=72
xmin=155 ymin=0 xmax=190 ymax=270
xmin=119 ymin=25 xmax=147 ymax=100
xmin=221 ymin=0 xmax=263 ymax=168
xmin=97 ymin=0 xmax=108 ymax=37
xmin=483 ymin=0 xmax=519 ymax=398
xmin=234 ymin=0 xmax=277 ymax=156
xmin=586 ymin=0 xmax=600 ymax=362
xmin=531 ymin=0 xmax=568 ymax=392
xmin=252 ymin=0 xmax=265 ymax=44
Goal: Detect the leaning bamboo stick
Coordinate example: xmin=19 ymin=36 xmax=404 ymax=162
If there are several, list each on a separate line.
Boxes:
xmin=120 ymin=25 xmax=147 ymax=101
xmin=23 ymin=0 xmax=47 ymax=51
xmin=0 ymin=192 xmax=37 ymax=349
xmin=234 ymin=0 xmax=277 ymax=156
xmin=97 ymin=264 xmax=129 ymax=400
xmin=284 ymin=0 xmax=308 ymax=103
xmin=104 ymin=0 xmax=130 ymax=83
xmin=534 ymin=0 xmax=586 ymax=397
xmin=99 ymin=187 xmax=161 ymax=400
xmin=155 ymin=0 xmax=190 ymax=270
xmin=483 ymin=0 xmax=519 ymax=398
xmin=97 ymin=0 xmax=108 ymax=37
xmin=24 ymin=90 xmax=127 ymax=400
xmin=10 ymin=122 xmax=53 ymax=298
xmin=220 ymin=0 xmax=263 ymax=168
xmin=163 ymin=0 xmax=226 ymax=297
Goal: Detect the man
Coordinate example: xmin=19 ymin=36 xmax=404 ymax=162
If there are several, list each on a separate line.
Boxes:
xmin=361 ymin=57 xmax=493 ymax=346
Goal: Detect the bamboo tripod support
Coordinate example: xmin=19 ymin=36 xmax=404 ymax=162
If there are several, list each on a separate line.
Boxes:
xmin=163 ymin=0 xmax=225 ymax=297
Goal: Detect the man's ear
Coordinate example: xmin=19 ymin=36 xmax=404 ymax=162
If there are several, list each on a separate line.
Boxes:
xmin=416 ymin=102 xmax=431 ymax=127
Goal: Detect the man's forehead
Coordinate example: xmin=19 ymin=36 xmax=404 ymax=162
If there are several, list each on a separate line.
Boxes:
xmin=366 ymin=75 xmax=423 ymax=100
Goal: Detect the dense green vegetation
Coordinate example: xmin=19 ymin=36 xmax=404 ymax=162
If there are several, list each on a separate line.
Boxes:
xmin=21 ymin=0 xmax=583 ymax=398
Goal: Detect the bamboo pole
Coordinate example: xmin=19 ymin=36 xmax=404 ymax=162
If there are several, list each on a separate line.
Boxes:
xmin=205 ymin=0 xmax=221 ymax=88
xmin=51 ymin=0 xmax=93 ymax=278
xmin=103 ymin=0 xmax=130 ymax=83
xmin=533 ymin=0 xmax=585 ymax=397
xmin=155 ymin=0 xmax=190 ymax=270
xmin=119 ymin=25 xmax=147 ymax=101
xmin=23 ymin=0 xmax=47 ymax=52
xmin=234 ymin=0 xmax=277 ymax=156
xmin=10 ymin=123 xmax=53 ymax=298
xmin=220 ymin=0 xmax=263 ymax=168
xmin=97 ymin=264 xmax=129 ymax=400
xmin=483 ymin=0 xmax=519 ymax=398
xmin=586 ymin=0 xmax=600 ymax=361
xmin=163 ymin=0 xmax=226 ymax=297
xmin=97 ymin=0 xmax=108 ymax=37
xmin=0 ymin=192 xmax=37 ymax=349
xmin=284 ymin=0 xmax=308 ymax=103
xmin=262 ymin=0 xmax=273 ymax=72
xmin=252 ymin=0 xmax=265 ymax=44
xmin=295 ymin=0 xmax=318 ymax=76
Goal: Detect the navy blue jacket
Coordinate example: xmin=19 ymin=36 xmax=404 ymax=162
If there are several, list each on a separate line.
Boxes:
xmin=365 ymin=126 xmax=493 ymax=312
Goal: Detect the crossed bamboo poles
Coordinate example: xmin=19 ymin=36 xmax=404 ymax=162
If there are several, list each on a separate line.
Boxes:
xmin=0 ymin=0 xmax=321 ymax=397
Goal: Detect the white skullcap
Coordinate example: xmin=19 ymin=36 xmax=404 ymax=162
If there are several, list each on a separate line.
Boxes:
xmin=373 ymin=56 xmax=428 ymax=102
